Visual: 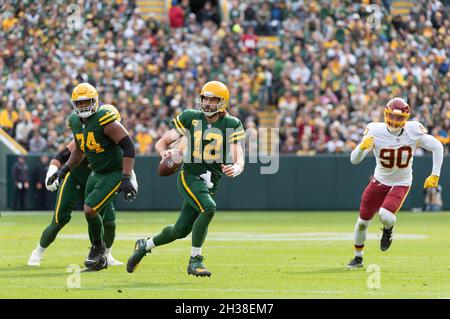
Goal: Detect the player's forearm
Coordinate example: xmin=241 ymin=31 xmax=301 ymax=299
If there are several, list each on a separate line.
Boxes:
xmin=155 ymin=138 xmax=168 ymax=157
xmin=420 ymin=134 xmax=444 ymax=176
xmin=122 ymin=157 xmax=134 ymax=176
xmin=155 ymin=129 xmax=181 ymax=157
xmin=65 ymin=148 xmax=85 ymax=169
xmin=350 ymin=146 xmax=369 ymax=165
xmin=49 ymin=159 xmax=62 ymax=169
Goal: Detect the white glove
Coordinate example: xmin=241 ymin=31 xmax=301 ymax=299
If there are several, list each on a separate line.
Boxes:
xmin=45 ymin=164 xmax=60 ymax=192
xmin=130 ymin=169 xmax=138 ymax=193
xmin=199 ymin=171 xmax=214 ymax=189
xmin=230 ymin=164 xmax=243 ymax=177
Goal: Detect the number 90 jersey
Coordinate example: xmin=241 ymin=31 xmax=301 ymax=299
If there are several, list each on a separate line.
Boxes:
xmin=365 ymin=121 xmax=427 ymax=186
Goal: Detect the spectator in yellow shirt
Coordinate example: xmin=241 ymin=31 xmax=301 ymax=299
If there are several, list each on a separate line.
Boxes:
xmin=136 ymin=127 xmax=153 ymax=155
xmin=0 ymin=102 xmax=19 ymax=135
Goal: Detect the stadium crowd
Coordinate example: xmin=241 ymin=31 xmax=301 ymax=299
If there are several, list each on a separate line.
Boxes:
xmin=0 ymin=0 xmax=449 ymax=156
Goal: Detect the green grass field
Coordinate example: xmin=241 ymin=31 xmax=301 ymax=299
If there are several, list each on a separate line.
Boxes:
xmin=0 ymin=211 xmax=449 ymax=299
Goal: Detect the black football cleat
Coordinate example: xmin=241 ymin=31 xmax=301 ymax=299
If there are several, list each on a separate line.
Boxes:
xmin=84 ymin=242 xmax=106 ymax=268
xmin=347 ymin=256 xmax=363 ymax=269
xmin=187 ymin=255 xmax=211 ymax=277
xmin=380 ymin=226 xmax=393 ymax=251
xmin=127 ymin=239 xmax=149 ymax=273
xmin=81 ymin=256 xmax=108 ymax=272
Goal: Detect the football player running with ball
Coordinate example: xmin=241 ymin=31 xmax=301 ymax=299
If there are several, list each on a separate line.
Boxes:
xmin=47 ymin=83 xmax=138 ymax=271
xmin=28 ymin=105 xmax=137 ymax=267
xmin=127 ymin=81 xmax=245 ymax=277
xmin=347 ymin=98 xmax=444 ymax=268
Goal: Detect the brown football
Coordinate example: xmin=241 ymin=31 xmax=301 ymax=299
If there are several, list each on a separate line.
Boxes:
xmin=158 ymin=150 xmax=183 ymax=176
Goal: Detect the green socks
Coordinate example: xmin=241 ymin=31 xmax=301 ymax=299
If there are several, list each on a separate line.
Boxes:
xmin=191 ymin=209 xmax=214 ymax=248
xmin=39 ymin=223 xmax=64 ymax=248
xmin=86 ymin=213 xmax=104 ymax=245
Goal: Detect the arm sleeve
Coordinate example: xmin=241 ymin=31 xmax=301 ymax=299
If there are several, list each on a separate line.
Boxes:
xmin=54 ymin=147 xmax=71 ymax=165
xmin=350 ymin=124 xmax=372 ymax=165
xmin=418 ymin=134 xmax=444 ymax=176
xmin=350 ymin=146 xmax=370 ymax=165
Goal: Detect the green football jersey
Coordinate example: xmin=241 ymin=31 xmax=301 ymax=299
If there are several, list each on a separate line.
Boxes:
xmin=70 ymin=158 xmax=91 ymax=184
xmin=67 ymin=107 xmax=123 ymax=174
xmin=171 ymin=109 xmax=245 ymax=186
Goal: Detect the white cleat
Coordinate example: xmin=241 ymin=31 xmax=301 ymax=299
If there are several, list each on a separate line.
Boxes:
xmin=28 ymin=249 xmax=43 ymax=266
xmin=106 ymin=255 xmax=124 ymax=266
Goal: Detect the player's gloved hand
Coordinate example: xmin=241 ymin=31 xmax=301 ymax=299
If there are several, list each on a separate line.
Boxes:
xmin=130 ymin=170 xmax=139 ymax=193
xmin=45 ymin=164 xmax=59 ymax=192
xmin=423 ymin=175 xmax=439 ymax=188
xmin=46 ymin=164 xmax=70 ymax=191
xmin=119 ymin=174 xmax=137 ymax=201
xmin=359 ymin=136 xmax=374 ymax=151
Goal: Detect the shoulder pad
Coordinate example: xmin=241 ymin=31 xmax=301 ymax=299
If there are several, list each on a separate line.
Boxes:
xmin=67 ymin=113 xmax=78 ymax=129
xmin=100 ymin=104 xmax=121 ymax=122
xmin=405 ymin=121 xmax=427 ymax=140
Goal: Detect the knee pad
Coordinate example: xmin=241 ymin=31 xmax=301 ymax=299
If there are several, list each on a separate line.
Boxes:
xmin=355 ymin=217 xmax=370 ymax=231
xmin=378 ymin=208 xmax=396 ymax=226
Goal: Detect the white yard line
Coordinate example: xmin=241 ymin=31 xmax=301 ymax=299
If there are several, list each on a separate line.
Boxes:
xmin=59 ymin=232 xmax=427 ymax=242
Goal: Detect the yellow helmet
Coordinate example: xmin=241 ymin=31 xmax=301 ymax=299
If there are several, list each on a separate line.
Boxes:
xmin=71 ymin=83 xmax=99 ymax=118
xmin=100 ymin=104 xmax=121 ymax=122
xmin=199 ymin=81 xmax=229 ymax=117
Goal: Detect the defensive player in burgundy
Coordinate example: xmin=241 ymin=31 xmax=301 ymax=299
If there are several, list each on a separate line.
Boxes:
xmin=347 ymin=98 xmax=444 ymax=268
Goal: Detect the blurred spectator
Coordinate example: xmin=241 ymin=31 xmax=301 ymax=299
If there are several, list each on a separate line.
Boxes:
xmin=241 ymin=26 xmax=258 ymax=54
xmin=0 ymin=102 xmax=18 ymax=135
xmin=256 ymin=1 xmax=271 ymax=34
xmin=33 ymin=155 xmax=50 ymax=210
xmin=0 ymin=0 xmax=448 ymax=157
xmin=29 ymin=130 xmax=47 ymax=154
xmin=169 ymin=0 xmax=185 ymax=29
xmin=14 ymin=112 xmax=34 ymax=150
xmin=198 ymin=1 xmax=219 ymax=25
xmin=135 ymin=126 xmax=154 ymax=155
xmin=423 ymin=185 xmax=443 ymax=212
xmin=12 ymin=156 xmax=29 ymax=210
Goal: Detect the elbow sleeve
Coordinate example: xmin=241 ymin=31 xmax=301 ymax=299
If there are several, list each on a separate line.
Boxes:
xmin=118 ymin=135 xmax=136 ymax=158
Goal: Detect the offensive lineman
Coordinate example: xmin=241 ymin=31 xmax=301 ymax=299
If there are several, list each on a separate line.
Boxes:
xmin=28 ymin=105 xmax=137 ymax=267
xmin=48 ymin=83 xmax=138 ymax=271
xmin=347 ymin=98 xmax=444 ymax=268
